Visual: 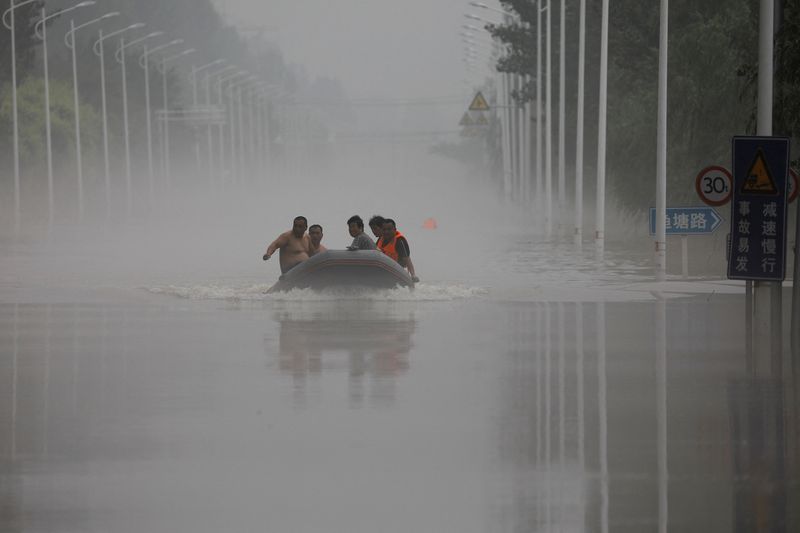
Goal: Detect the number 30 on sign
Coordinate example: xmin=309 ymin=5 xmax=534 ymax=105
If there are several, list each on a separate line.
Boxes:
xmin=695 ymin=166 xmax=732 ymax=206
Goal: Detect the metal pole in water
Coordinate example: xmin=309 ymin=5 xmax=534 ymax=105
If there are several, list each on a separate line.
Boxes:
xmin=655 ymin=0 xmax=669 ymax=281
xmin=545 ymin=0 xmax=553 ymax=237
xmin=41 ymin=7 xmax=54 ymax=230
xmin=558 ymin=0 xmax=566 ymax=234
xmin=756 ymin=0 xmax=778 ymax=376
xmin=536 ymin=0 xmax=543 ymax=215
xmin=574 ymin=0 xmax=586 ymax=249
xmin=596 ymin=0 xmax=610 ymax=258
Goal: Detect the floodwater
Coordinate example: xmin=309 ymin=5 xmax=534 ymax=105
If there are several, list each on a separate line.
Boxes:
xmin=2 ymin=233 xmax=798 ymax=532
xmin=0 ymin=143 xmax=797 ymax=531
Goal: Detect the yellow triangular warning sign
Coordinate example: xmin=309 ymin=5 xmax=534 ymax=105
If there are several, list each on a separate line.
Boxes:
xmin=459 ymin=112 xmax=473 ymax=127
xmin=742 ymin=148 xmax=778 ymax=194
xmin=475 ymin=112 xmax=489 ymax=126
xmin=468 ymin=91 xmax=490 ymax=111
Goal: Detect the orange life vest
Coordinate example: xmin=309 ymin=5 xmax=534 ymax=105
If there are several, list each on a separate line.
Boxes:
xmin=377 ymin=230 xmax=405 ymax=262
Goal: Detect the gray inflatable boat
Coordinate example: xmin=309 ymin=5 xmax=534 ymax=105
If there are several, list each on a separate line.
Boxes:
xmin=267 ymin=250 xmax=413 ymax=293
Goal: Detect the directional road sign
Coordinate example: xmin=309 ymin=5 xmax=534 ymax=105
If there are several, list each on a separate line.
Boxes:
xmin=649 ymin=206 xmax=723 ymax=235
xmin=727 ymin=136 xmax=790 ymax=281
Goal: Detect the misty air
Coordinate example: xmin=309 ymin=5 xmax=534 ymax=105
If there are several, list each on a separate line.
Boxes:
xmin=1 ymin=0 xmax=799 ymax=531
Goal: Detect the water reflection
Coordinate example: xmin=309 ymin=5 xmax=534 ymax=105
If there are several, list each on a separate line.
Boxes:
xmin=497 ymin=298 xmax=798 ymax=533
xmin=272 ymin=301 xmax=416 ymax=408
xmin=1 ymin=295 xmax=798 ymax=532
xmin=728 ymin=379 xmax=787 ymax=531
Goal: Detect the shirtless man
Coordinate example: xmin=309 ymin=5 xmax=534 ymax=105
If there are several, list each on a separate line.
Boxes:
xmin=308 ymin=224 xmax=327 ymax=256
xmin=263 ymin=216 xmax=311 ymax=274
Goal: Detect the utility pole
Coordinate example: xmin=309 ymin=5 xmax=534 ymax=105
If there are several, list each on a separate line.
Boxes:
xmin=655 ymin=0 xmax=668 ymax=281
xmin=755 ymin=0 xmax=781 ymax=375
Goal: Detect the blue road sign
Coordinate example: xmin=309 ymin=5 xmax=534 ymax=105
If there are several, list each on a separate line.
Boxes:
xmin=727 ymin=136 xmax=790 ymax=281
xmin=649 ymin=206 xmax=723 ymax=235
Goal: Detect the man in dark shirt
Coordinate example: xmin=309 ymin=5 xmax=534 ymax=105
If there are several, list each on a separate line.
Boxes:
xmin=346 ymin=215 xmax=376 ymax=250
xmin=368 ymin=215 xmax=385 ymax=244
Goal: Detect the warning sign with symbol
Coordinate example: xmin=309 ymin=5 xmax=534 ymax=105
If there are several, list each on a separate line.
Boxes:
xmin=468 ymin=92 xmax=490 ymax=111
xmin=727 ymin=136 xmax=791 ymax=281
xmin=475 ymin=112 xmax=489 ymax=126
xmin=741 ymin=149 xmax=778 ymax=194
xmin=459 ymin=112 xmax=473 ymax=127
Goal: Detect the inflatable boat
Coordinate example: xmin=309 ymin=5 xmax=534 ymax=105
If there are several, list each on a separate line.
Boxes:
xmin=267 ymin=250 xmax=414 ymax=293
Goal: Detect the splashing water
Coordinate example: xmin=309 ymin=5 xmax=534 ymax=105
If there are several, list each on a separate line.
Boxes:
xmin=145 ymin=282 xmax=487 ymax=302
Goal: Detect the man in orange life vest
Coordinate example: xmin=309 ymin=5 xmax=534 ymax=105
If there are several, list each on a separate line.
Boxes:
xmin=378 ymin=218 xmax=419 ymax=283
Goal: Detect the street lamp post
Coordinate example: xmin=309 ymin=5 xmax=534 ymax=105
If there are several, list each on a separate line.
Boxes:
xmin=204 ymin=65 xmax=237 ymax=185
xmin=190 ymin=59 xmax=225 ymax=180
xmin=93 ymin=22 xmax=146 ymax=219
xmin=558 ymin=0 xmax=566 ymax=233
xmin=115 ymin=31 xmax=163 ymax=216
xmin=575 ymin=0 xmax=586 ymax=249
xmin=546 ymin=0 xmax=553 ymax=237
xmin=65 ymin=11 xmax=120 ymax=220
xmin=34 ymin=1 xmax=96 ymax=230
xmin=226 ymin=76 xmax=257 ymax=185
xmin=596 ymin=0 xmax=610 ymax=258
xmin=537 ymin=0 xmax=543 ymax=216
xmin=3 ymin=0 xmax=41 ymax=231
xmin=216 ymin=71 xmax=248 ymax=186
xmin=158 ymin=47 xmax=195 ymax=188
xmin=139 ymin=39 xmax=183 ymax=204
xmin=469 ymin=1 xmax=524 ymax=202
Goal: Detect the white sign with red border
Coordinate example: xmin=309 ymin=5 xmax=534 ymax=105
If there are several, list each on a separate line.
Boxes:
xmin=695 ymin=166 xmax=733 ymax=206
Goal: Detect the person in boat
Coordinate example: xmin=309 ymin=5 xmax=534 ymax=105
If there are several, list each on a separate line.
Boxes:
xmin=378 ymin=218 xmax=419 ymax=283
xmin=262 ymin=216 xmax=310 ymax=274
xmin=308 ymin=224 xmax=327 ymax=256
xmin=346 ymin=215 xmax=376 ymax=250
xmin=368 ymin=215 xmax=385 ymax=244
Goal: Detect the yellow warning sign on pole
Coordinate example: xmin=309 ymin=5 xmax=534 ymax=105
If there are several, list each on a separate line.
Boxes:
xmin=468 ymin=91 xmax=490 ymax=111
xmin=742 ymin=148 xmax=778 ymax=194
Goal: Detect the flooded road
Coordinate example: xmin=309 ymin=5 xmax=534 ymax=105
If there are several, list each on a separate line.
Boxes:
xmin=2 ymin=286 xmax=796 ymax=532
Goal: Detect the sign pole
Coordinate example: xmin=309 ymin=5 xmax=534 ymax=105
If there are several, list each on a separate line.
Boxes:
xmin=792 ymin=193 xmax=800 ymax=358
xmin=655 ymin=0 xmax=669 ymax=281
xmin=756 ymin=0 xmax=779 ymax=377
xmin=681 ymin=235 xmax=688 ymax=279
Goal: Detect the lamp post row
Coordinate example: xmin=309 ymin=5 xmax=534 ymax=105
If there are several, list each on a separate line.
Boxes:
xmin=3 ymin=1 xmax=276 ymax=230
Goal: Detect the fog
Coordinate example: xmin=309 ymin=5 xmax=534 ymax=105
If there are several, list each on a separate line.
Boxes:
xmin=1 ymin=0 xmax=798 ymax=531
xmin=212 ymin=0 xmax=470 ymax=100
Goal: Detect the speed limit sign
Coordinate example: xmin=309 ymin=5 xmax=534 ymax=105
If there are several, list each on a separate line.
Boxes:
xmin=790 ymin=168 xmax=798 ymax=203
xmin=695 ymin=166 xmax=732 ymax=206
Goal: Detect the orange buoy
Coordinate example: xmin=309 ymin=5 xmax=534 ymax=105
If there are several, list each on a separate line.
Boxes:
xmin=422 ymin=217 xmax=438 ymax=230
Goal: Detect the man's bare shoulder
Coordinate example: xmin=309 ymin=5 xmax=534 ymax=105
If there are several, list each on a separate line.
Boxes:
xmin=272 ymin=230 xmax=292 ymax=245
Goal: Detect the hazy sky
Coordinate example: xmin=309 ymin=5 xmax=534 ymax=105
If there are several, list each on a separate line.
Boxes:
xmin=211 ymin=0 xmax=497 ymax=101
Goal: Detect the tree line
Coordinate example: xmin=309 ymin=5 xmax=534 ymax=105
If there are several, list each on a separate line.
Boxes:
xmin=479 ymin=0 xmax=800 ymax=213
xmin=0 ymin=0 xmax=298 ymax=198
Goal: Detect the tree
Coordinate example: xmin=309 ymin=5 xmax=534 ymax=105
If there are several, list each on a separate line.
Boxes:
xmin=485 ymin=0 xmax=759 ymax=214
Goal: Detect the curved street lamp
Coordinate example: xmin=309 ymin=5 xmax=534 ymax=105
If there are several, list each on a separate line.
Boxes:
xmin=189 ymin=59 xmax=225 ymax=177
xmin=33 ymin=0 xmax=96 ymax=229
xmin=139 ymin=38 xmax=183 ymax=199
xmin=93 ymin=22 xmax=146 ymax=218
xmin=157 ymin=48 xmax=195 ymax=186
xmin=64 ymin=10 xmax=120 ymax=220
xmin=215 ymin=70 xmax=249 ymax=182
xmin=3 ymin=0 xmax=48 ymax=230
xmin=224 ymin=75 xmax=258 ymax=185
xmin=115 ymin=30 xmax=164 ymax=214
